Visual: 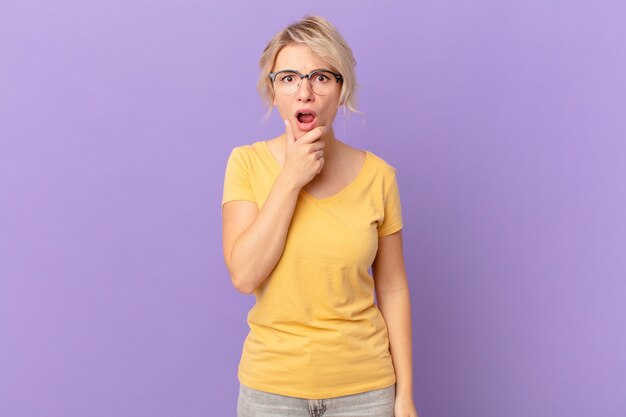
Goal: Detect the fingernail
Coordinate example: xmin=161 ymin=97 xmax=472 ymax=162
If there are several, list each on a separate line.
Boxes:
xmin=284 ymin=119 xmax=288 ymax=125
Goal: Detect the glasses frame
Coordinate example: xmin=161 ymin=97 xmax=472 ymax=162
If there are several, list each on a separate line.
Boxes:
xmin=268 ymin=69 xmax=343 ymax=95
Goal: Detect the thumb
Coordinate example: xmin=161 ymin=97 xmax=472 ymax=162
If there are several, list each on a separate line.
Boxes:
xmin=285 ymin=119 xmax=296 ymax=143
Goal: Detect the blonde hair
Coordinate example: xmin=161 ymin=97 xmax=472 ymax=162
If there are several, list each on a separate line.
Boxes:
xmin=257 ymin=15 xmax=361 ymax=120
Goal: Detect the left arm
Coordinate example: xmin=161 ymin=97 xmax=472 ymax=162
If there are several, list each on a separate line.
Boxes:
xmin=373 ymin=230 xmax=419 ymax=417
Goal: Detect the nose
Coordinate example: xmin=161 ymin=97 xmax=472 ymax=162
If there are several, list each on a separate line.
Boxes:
xmin=296 ymin=77 xmax=315 ymax=102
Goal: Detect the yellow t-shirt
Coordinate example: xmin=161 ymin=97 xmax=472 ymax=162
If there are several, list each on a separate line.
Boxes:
xmin=221 ymin=140 xmax=403 ymax=399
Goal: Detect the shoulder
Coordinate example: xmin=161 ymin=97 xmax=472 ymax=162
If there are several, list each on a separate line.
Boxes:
xmin=227 ymin=141 xmax=265 ymax=162
xmin=228 ymin=141 xmax=259 ymax=155
xmin=364 ymin=149 xmax=399 ymax=179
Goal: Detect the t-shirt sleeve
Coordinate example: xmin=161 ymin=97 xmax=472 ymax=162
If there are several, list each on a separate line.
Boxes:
xmin=221 ymin=147 xmax=257 ymax=208
xmin=377 ymin=167 xmax=404 ymax=237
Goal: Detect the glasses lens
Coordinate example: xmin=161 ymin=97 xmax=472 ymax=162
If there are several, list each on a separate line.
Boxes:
xmin=309 ymin=71 xmax=336 ymax=96
xmin=273 ymin=71 xmax=300 ymax=95
xmin=271 ymin=70 xmax=340 ymax=95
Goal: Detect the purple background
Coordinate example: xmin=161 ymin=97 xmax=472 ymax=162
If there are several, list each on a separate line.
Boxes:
xmin=1 ymin=1 xmax=625 ymax=416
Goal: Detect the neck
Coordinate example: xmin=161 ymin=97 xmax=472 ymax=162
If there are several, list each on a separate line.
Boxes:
xmin=286 ymin=127 xmax=338 ymax=158
xmin=318 ymin=128 xmax=336 ymax=158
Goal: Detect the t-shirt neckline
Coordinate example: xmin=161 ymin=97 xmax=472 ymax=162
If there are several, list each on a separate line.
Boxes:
xmin=260 ymin=140 xmax=370 ymax=204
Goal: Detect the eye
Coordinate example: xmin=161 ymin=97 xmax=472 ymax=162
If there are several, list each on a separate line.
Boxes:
xmin=314 ymin=73 xmax=331 ymax=83
xmin=279 ymin=73 xmax=298 ymax=84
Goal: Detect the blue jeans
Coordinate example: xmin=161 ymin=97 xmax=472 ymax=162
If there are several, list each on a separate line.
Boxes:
xmin=237 ymin=383 xmax=396 ymax=417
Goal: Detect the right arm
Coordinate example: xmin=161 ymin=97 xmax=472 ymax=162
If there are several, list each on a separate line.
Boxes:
xmin=222 ymin=120 xmax=327 ymax=294
xmin=222 ymin=173 xmax=299 ymax=294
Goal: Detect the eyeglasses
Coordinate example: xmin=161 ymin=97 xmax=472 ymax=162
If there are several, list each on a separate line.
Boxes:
xmin=268 ymin=69 xmax=343 ymax=96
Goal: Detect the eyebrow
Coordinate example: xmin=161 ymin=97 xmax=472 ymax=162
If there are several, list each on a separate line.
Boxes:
xmin=273 ymin=68 xmax=335 ymax=74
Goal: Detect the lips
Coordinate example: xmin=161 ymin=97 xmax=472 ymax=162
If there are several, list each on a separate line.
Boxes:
xmin=294 ymin=109 xmax=317 ymax=131
xmin=295 ymin=109 xmax=317 ymax=121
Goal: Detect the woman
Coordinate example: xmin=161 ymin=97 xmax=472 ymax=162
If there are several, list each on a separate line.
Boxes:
xmin=222 ymin=15 xmax=419 ymax=417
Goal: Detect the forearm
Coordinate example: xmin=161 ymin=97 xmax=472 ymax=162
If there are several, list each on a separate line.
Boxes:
xmin=230 ymin=172 xmax=301 ymax=293
xmin=377 ymin=286 xmax=414 ymax=398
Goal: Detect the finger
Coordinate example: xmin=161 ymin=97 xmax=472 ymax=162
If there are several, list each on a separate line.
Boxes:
xmin=299 ymin=126 xmax=328 ymax=143
xmin=284 ymin=119 xmax=296 ymax=143
xmin=311 ymin=142 xmax=326 ymax=152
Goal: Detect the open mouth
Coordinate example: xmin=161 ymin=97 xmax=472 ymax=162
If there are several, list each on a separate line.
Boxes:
xmin=297 ymin=112 xmax=316 ymax=124
xmin=295 ymin=110 xmax=317 ymax=131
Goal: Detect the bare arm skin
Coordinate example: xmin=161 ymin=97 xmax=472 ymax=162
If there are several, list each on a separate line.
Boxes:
xmin=222 ymin=120 xmax=326 ymax=294
xmin=373 ymin=230 xmax=419 ymax=416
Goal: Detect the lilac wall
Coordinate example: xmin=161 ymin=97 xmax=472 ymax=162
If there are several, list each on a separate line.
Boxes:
xmin=1 ymin=1 xmax=625 ymax=416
